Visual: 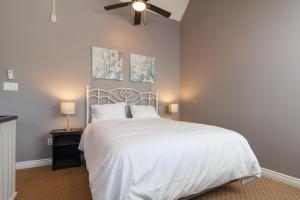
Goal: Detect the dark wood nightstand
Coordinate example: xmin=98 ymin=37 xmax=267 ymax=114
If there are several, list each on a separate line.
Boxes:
xmin=50 ymin=128 xmax=83 ymax=171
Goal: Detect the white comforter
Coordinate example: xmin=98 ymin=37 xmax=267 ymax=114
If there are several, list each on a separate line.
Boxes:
xmin=79 ymin=118 xmax=261 ymax=200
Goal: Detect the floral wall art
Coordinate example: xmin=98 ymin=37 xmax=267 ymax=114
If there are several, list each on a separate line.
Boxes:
xmin=130 ymin=53 xmax=155 ymax=83
xmin=92 ymin=47 xmax=123 ymax=80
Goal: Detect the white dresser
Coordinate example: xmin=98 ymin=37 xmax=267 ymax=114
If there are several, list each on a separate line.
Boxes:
xmin=0 ymin=116 xmax=17 ymax=200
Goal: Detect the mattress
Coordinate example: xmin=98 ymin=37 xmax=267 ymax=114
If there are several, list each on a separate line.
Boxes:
xmin=79 ymin=118 xmax=261 ymax=200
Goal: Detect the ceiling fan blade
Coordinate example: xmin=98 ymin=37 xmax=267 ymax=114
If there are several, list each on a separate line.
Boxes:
xmin=147 ymin=4 xmax=171 ymax=18
xmin=133 ymin=11 xmax=142 ymax=25
xmin=104 ymin=2 xmax=131 ymax=10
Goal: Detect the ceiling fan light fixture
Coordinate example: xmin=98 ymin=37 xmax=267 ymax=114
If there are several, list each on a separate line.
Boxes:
xmin=132 ymin=1 xmax=146 ymax=12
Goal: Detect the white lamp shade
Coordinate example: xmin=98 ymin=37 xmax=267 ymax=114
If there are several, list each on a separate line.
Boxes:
xmin=169 ymin=104 xmax=178 ymax=114
xmin=61 ymin=102 xmax=76 ymax=115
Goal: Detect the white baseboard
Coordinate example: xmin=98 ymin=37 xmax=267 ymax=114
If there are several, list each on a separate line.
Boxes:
xmin=261 ymin=168 xmax=300 ymax=188
xmin=11 ymin=192 xmax=17 ymax=200
xmin=16 ymin=158 xmax=52 ymax=170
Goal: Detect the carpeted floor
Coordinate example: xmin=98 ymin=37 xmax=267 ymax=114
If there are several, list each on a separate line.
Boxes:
xmin=16 ymin=166 xmax=300 ymax=200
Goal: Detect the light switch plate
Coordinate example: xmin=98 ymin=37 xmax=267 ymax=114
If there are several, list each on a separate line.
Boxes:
xmin=3 ymin=82 xmax=18 ymax=91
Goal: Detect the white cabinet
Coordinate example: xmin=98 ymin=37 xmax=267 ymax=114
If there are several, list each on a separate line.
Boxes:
xmin=0 ymin=116 xmax=17 ymax=200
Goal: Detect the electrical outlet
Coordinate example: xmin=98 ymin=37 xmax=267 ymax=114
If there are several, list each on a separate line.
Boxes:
xmin=47 ymin=138 xmax=53 ymax=146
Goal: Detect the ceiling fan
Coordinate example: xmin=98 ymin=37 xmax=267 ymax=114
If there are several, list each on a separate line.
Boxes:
xmin=104 ymin=0 xmax=172 ymax=25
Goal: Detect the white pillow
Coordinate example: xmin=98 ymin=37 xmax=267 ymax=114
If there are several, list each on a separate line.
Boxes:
xmin=130 ymin=105 xmax=160 ymax=119
xmin=91 ymin=102 xmax=127 ymax=122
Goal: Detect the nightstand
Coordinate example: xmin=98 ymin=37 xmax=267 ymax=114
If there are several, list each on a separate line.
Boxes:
xmin=50 ymin=128 xmax=83 ymax=171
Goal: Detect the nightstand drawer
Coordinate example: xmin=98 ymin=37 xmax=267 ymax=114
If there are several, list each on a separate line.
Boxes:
xmin=54 ymin=134 xmax=80 ymax=146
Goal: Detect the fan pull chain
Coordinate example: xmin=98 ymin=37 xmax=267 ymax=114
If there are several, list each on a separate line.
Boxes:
xmin=143 ymin=10 xmax=146 ymax=25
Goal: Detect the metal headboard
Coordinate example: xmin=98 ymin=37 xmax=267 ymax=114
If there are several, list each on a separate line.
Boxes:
xmin=86 ymin=86 xmax=159 ymax=125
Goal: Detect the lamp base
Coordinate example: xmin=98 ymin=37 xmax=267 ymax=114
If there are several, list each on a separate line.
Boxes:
xmin=66 ymin=114 xmax=71 ymax=131
xmin=172 ymin=113 xmax=176 ymax=120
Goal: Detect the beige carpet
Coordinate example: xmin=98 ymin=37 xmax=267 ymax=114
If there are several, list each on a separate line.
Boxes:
xmin=16 ymin=166 xmax=300 ymax=200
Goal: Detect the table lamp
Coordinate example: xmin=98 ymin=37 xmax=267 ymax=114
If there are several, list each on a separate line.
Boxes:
xmin=169 ymin=104 xmax=178 ymax=120
xmin=60 ymin=102 xmax=75 ymax=130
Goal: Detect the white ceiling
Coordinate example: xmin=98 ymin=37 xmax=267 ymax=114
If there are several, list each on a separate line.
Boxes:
xmin=120 ymin=0 xmax=190 ymax=21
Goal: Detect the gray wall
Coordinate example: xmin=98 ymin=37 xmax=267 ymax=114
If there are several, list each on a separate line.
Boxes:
xmin=181 ymin=0 xmax=300 ymax=178
xmin=0 ymin=0 xmax=180 ymax=162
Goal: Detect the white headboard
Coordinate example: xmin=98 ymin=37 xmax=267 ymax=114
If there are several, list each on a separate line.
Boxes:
xmin=86 ymin=86 xmax=159 ymax=125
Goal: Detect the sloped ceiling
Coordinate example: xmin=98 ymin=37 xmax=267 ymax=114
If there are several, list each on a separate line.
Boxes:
xmin=120 ymin=0 xmax=190 ymax=21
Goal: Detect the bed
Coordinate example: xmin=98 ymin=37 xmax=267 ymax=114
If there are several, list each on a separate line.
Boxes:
xmin=79 ymin=86 xmax=261 ymax=200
